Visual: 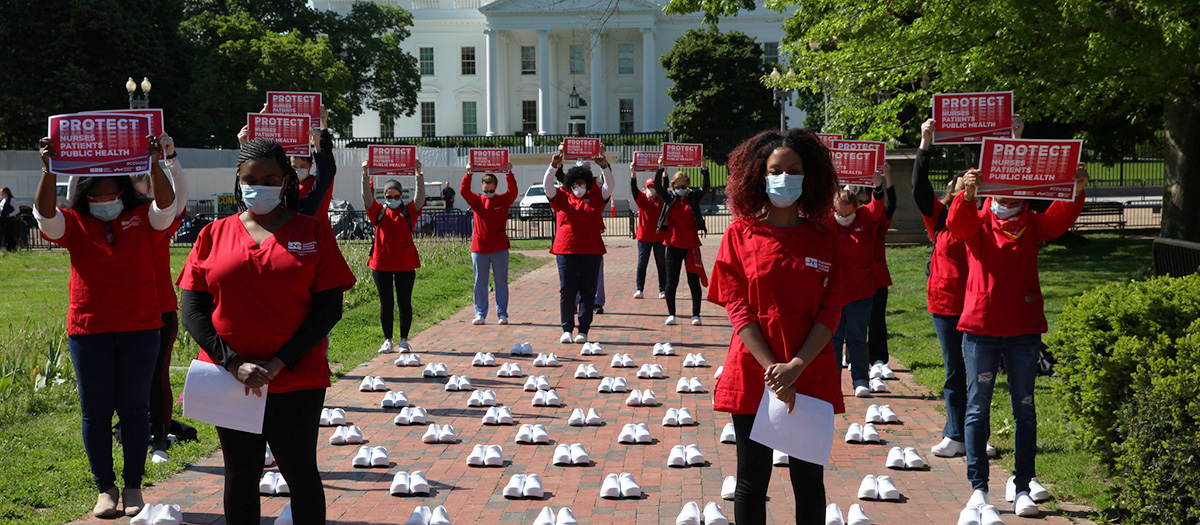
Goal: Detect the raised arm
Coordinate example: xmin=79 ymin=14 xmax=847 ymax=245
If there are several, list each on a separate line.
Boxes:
xmin=699 ymin=165 xmax=711 ymax=194
xmin=145 ymin=136 xmax=178 ymax=231
xmin=947 ymin=169 xmax=984 ymax=241
xmin=501 ymin=170 xmax=518 ymax=205
xmin=881 ymin=162 xmax=896 ymax=219
xmin=459 ymin=169 xmax=480 ymax=210
xmin=413 ymin=161 xmax=426 ymax=212
xmin=33 ymin=138 xmax=66 ymax=239
xmin=1036 ymin=166 xmax=1089 ymax=241
xmin=162 ymin=134 xmax=189 ymax=217
xmin=360 ymin=161 xmax=374 ymax=211
xmin=912 ymin=119 xmax=938 ymax=218
xmin=543 ymin=150 xmax=563 ymax=200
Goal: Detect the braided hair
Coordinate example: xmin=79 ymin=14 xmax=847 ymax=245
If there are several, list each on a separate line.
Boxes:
xmin=234 ymin=138 xmax=300 ymax=211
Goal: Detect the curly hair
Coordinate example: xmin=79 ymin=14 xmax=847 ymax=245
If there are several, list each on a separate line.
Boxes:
xmin=234 ymin=138 xmax=300 ymax=211
xmin=725 ymin=128 xmax=838 ymax=220
xmin=563 ymin=165 xmax=594 ymax=192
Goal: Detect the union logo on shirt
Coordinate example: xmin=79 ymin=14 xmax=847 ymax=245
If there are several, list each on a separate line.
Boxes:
xmin=286 ymin=240 xmax=318 ymax=256
xmin=805 ymin=257 xmax=832 ymax=273
xmin=119 ymin=215 xmax=143 ymax=230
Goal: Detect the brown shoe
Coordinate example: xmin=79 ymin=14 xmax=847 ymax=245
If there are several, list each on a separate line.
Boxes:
xmin=122 ymin=488 xmax=144 ymax=517
xmin=93 ymin=488 xmax=120 ymax=519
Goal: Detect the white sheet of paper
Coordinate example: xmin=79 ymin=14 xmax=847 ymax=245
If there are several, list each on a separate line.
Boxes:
xmin=749 ymin=386 xmax=835 ymax=466
xmin=182 ymin=359 xmax=267 ymax=434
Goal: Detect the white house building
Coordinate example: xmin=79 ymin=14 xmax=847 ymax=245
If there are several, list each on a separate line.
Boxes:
xmin=312 ymin=0 xmax=803 ymax=138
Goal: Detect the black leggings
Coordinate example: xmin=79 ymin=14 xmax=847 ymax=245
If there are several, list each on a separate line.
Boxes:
xmin=149 ymin=311 xmax=178 ymax=447
xmin=216 ymin=388 xmax=325 ymax=525
xmin=664 ymin=245 xmax=702 ymax=317
xmin=868 ymin=286 xmax=890 ymax=364
xmin=731 ymin=413 xmax=825 ymax=525
xmin=373 ymin=270 xmax=416 ymax=340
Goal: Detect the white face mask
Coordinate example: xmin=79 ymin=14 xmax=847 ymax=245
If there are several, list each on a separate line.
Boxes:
xmin=240 ymin=184 xmax=283 ymax=215
xmin=765 ymin=173 xmax=805 ymax=208
xmin=644 ymin=188 xmax=656 ymax=199
xmin=834 ymin=212 xmax=856 ymax=227
xmin=296 ymin=168 xmax=311 ymax=181
xmin=89 ymin=199 xmax=124 ymax=222
xmin=572 ymin=186 xmax=587 ymax=198
xmin=991 ymin=200 xmax=1023 ymax=220
xmin=385 ymin=198 xmax=404 ymax=209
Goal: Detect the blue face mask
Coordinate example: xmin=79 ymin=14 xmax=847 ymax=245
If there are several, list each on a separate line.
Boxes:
xmin=240 ymin=184 xmax=283 ymax=215
xmin=674 ymin=187 xmax=690 ymax=197
xmin=765 ymin=173 xmax=805 ymax=208
xmin=991 ymin=200 xmax=1023 ymax=220
xmin=386 ymin=198 xmax=404 ymax=210
xmin=89 ymin=199 xmax=123 ymax=222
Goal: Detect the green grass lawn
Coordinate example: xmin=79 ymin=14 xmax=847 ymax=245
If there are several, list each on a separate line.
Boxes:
xmin=0 ymin=240 xmax=547 ymax=525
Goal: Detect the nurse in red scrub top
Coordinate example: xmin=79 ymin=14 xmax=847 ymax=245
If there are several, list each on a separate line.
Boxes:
xmin=178 ymin=138 xmax=356 ymax=525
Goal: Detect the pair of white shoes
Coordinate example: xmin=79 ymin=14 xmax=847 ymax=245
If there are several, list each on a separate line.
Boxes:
xmin=959 ymin=491 xmax=1006 ymax=525
xmin=597 ymin=377 xmax=629 ymax=393
xmin=609 ymin=354 xmax=636 ymax=368
xmin=381 ymin=391 xmax=410 ymax=408
xmin=676 ymin=377 xmax=706 ymax=393
xmin=497 ymin=363 xmax=524 ymax=377
xmin=869 ymin=377 xmax=889 ymax=393
xmin=531 ymin=507 xmax=577 ymax=525
xmin=567 ymin=408 xmax=604 ymax=426
xmin=870 ymin=361 xmax=895 ymax=380
xmin=444 ymin=375 xmax=473 ymax=391
xmin=844 ymin=423 xmax=880 ymax=444
xmin=865 ymin=404 xmax=899 ymax=424
xmin=552 ymin=443 xmax=591 ymax=465
xmin=482 ymin=406 xmax=515 ymax=425
xmin=617 ymin=423 xmax=653 ymax=444
xmin=352 ymin=446 xmax=390 ymax=468
xmin=404 ymin=505 xmax=451 ymax=525
xmin=667 ymin=444 xmax=705 ymax=467
xmin=515 ymin=423 xmax=550 ymax=444
xmin=394 ymin=353 xmax=422 ymax=367
xmin=574 ymin=364 xmax=600 ymax=379
xmin=626 ymin=389 xmax=658 ymax=406
xmin=885 ymin=446 xmax=925 ymax=469
xmin=599 ymin=472 xmax=641 ymax=499
xmin=502 ymin=473 xmax=545 ymax=499
xmin=318 ymin=408 xmax=346 ymax=426
xmin=258 ymin=471 xmax=290 ymax=495
xmin=531 ymin=389 xmax=562 ymax=406
xmin=466 ymin=444 xmax=505 ymax=466
xmin=129 ymin=504 xmax=182 ymax=525
xmin=422 ymin=364 xmax=449 ymax=377
xmin=558 ymin=332 xmax=587 ymax=344
xmin=857 ymin=474 xmax=900 ymax=501
xmin=471 ymin=352 xmax=497 ymax=366
xmin=389 ymin=470 xmax=431 ymax=495
xmin=931 ymin=437 xmax=999 ymax=458
xmin=533 ymin=353 xmax=560 ymax=367
xmin=359 ymin=376 xmax=387 ymax=391
xmin=394 ymin=406 xmax=429 ymax=425
xmin=825 ymin=503 xmax=871 ymax=525
xmin=719 ymin=423 xmax=736 ymax=443
xmin=662 ymin=407 xmax=695 ymax=426
xmin=511 ymin=342 xmax=534 ymax=355
xmin=653 ymin=342 xmax=677 ymax=356
xmin=663 ymin=316 xmax=702 ymax=326
xmin=637 ymin=364 xmax=665 ymax=379
xmin=421 ymin=423 xmax=457 ymax=443
xmin=524 ymin=375 xmax=551 ymax=391
xmin=675 ymin=501 xmax=727 ymax=525
xmin=683 ymin=353 xmax=707 ymax=367
xmin=467 ymin=390 xmax=497 ymax=406
xmin=579 ymin=341 xmax=603 ymax=354
xmin=1006 ymin=476 xmax=1050 ymax=502
xmin=329 ymin=425 xmax=363 ymax=445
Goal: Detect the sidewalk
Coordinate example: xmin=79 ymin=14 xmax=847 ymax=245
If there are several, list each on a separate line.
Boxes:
xmin=72 ymin=237 xmax=1095 ymax=524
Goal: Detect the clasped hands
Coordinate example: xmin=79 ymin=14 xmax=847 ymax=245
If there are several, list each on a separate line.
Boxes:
xmin=229 ymin=357 xmax=286 ymax=397
xmin=764 ymin=358 xmax=808 ymax=413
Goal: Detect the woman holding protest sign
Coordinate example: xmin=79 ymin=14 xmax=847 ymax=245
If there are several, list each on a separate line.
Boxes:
xmin=179 ymin=138 xmax=355 ymax=524
xmin=361 ymin=159 xmax=426 ymax=353
xmin=865 ymin=169 xmax=896 ymax=369
xmin=708 ymin=128 xmax=843 ymax=525
xmin=34 ymin=135 xmax=176 ymax=518
xmin=653 ymin=157 xmax=710 ymax=326
xmin=630 ymin=165 xmax=666 ymax=300
xmin=461 ymin=162 xmax=518 ymax=325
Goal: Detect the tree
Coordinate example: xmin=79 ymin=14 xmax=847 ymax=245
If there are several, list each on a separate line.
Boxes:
xmin=660 ymin=27 xmax=777 ymax=164
xmin=665 ymin=0 xmax=1200 ymax=242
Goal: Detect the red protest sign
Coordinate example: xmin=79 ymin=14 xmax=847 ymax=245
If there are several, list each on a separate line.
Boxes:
xmin=247 ymin=113 xmax=311 ymax=157
xmin=977 ymin=138 xmax=1083 ymax=201
xmin=469 ymin=149 xmax=509 ymax=173
xmin=82 ymin=109 xmax=164 ymax=137
xmin=932 ymin=91 xmax=1013 ymax=144
xmin=562 ymin=138 xmax=601 ymax=161
xmin=661 ymin=143 xmax=704 ymax=168
xmin=831 ymin=140 xmax=886 ymax=167
xmin=816 ymin=133 xmax=843 ymax=149
xmin=266 ymin=91 xmax=322 ymax=129
xmin=631 ymin=151 xmax=661 ymax=173
xmin=368 ymin=145 xmax=417 ymax=177
xmin=829 ymin=148 xmax=880 ymax=187
xmin=47 ymin=113 xmax=152 ymax=177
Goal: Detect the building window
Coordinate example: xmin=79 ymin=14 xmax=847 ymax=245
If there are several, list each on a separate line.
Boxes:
xmin=462 ymin=101 xmax=477 ymax=135
xmin=419 ymin=47 xmax=435 ymax=76
xmin=521 ymin=100 xmax=538 ymax=133
xmin=570 ymin=45 xmax=585 ymax=74
xmin=461 ymin=46 xmax=476 ymax=75
xmin=380 ymin=112 xmax=395 ymax=138
xmin=619 ymin=99 xmax=634 ymax=134
xmin=618 ymin=44 xmax=634 ymax=74
xmin=520 ymin=45 xmax=536 ymax=75
xmin=420 ymin=102 xmax=436 ymax=137
xmin=762 ymin=42 xmax=779 ymax=66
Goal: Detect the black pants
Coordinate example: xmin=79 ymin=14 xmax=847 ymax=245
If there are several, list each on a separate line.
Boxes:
xmin=217 ymin=388 xmax=325 ymax=525
xmin=373 ymin=270 xmax=416 ymax=340
xmin=664 ymin=245 xmax=702 ymax=317
xmin=149 ymin=311 xmax=178 ymax=448
xmin=556 ymin=254 xmax=601 ymax=334
xmin=636 ymin=240 xmax=666 ymax=293
xmin=0 ymin=217 xmax=16 ymax=252
xmin=868 ymin=286 xmax=889 ymax=364
xmin=732 ymin=413 xmax=825 ymax=525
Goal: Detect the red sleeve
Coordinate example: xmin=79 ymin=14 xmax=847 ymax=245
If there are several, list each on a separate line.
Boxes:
xmin=633 ymin=188 xmax=648 ymax=208
xmin=310 ymin=220 xmax=357 ymax=293
xmin=42 ymin=208 xmax=77 ymax=247
xmin=501 ymin=172 xmax=519 ymax=206
xmin=367 ymin=201 xmax=383 ymax=226
xmin=862 ymin=196 xmax=884 ymax=226
xmin=460 ymin=173 xmax=480 ymax=209
xmin=1035 ymin=192 xmax=1086 ymax=241
xmin=176 ymin=222 xmax=214 ymax=292
xmin=947 ymin=193 xmax=983 ymax=241
xmin=706 ymin=225 xmax=756 ymax=333
xmin=814 ymin=240 xmax=843 ymax=332
xmin=548 ymin=189 xmax=567 ymax=211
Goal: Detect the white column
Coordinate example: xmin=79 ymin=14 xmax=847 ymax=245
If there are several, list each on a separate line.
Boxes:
xmin=589 ymin=29 xmax=604 ymax=134
xmin=537 ymin=29 xmax=550 ymax=135
xmin=641 ymin=27 xmax=656 ymax=132
xmin=547 ymin=35 xmax=558 ymax=134
xmin=484 ymin=28 xmax=499 ymax=136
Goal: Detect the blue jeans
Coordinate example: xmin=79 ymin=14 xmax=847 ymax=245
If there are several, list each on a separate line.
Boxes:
xmin=933 ymin=314 xmax=966 ymax=441
xmin=636 ymin=240 xmax=666 ymax=293
xmin=577 ymin=256 xmax=605 ymax=313
xmin=69 ymin=329 xmax=160 ymax=492
xmin=832 ymin=296 xmax=874 ymax=388
xmin=472 ymin=250 xmax=509 ymax=319
xmin=558 ymin=254 xmax=602 ymax=334
xmin=963 ymin=333 xmax=1040 ymax=494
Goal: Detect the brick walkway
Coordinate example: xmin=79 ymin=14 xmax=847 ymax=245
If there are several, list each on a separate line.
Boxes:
xmin=72 ymin=237 xmax=1095 ymax=524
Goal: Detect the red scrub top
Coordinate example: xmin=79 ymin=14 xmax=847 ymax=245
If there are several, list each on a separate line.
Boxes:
xmin=707 ymin=218 xmax=845 ymax=415
xmin=368 ymin=201 xmax=422 ymax=272
xmin=872 ymin=215 xmax=893 ymax=289
xmin=834 ymin=198 xmax=883 ymax=303
xmin=633 ymin=189 xmax=665 ymax=243
xmin=177 ymin=213 xmax=357 ymax=393
xmin=45 ymin=204 xmax=167 ymax=336
xmin=549 ymin=184 xmax=606 ymax=255
xmin=154 ymin=214 xmax=185 ymax=313
xmin=921 ymin=199 xmax=968 ymax=316
xmin=663 ymin=199 xmax=701 ymax=249
xmin=947 ymin=193 xmax=1085 ymax=337
xmin=461 ymin=172 xmax=518 ymax=254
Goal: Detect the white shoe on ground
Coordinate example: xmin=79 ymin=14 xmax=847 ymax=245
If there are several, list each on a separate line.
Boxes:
xmin=1014 ymin=492 xmax=1038 ymax=517
xmin=932 ymin=437 xmax=966 ymax=457
xmin=665 ymin=315 xmax=677 ymax=325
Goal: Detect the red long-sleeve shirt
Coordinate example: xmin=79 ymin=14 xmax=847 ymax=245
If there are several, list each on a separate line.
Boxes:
xmin=461 ymin=172 xmax=518 ymax=254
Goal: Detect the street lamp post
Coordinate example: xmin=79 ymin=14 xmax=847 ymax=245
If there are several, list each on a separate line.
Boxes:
xmin=770 ymin=68 xmax=794 ymax=132
xmin=127 ymin=77 xmax=151 ymax=109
